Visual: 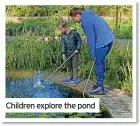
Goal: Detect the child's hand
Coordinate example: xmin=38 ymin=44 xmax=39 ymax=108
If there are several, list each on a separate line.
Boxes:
xmin=93 ymin=57 xmax=96 ymax=61
xmin=74 ymin=50 xmax=79 ymax=54
xmin=63 ymin=54 xmax=66 ymax=61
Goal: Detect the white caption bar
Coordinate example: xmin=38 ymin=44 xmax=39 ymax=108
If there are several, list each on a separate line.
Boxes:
xmin=4 ymin=98 xmax=100 ymax=113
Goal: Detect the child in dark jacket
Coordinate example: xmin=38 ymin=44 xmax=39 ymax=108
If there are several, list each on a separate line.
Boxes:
xmin=57 ymin=20 xmax=82 ymax=85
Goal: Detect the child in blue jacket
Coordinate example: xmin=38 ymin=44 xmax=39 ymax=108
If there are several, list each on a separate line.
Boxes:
xmin=69 ymin=8 xmax=115 ymax=94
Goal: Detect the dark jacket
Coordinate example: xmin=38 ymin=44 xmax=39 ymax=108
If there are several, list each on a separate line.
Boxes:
xmin=61 ymin=29 xmax=82 ymax=54
xmin=81 ymin=9 xmax=115 ymax=58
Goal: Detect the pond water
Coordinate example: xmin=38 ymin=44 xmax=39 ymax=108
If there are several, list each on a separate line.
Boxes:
xmin=6 ymin=71 xmax=111 ymax=118
xmin=6 ymin=71 xmax=85 ymax=98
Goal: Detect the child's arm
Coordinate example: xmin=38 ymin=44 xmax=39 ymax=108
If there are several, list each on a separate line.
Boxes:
xmin=74 ymin=32 xmax=82 ymax=51
xmin=61 ymin=36 xmax=66 ymax=54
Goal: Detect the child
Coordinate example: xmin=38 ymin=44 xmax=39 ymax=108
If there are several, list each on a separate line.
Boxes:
xmin=57 ymin=20 xmax=82 ymax=85
xmin=69 ymin=8 xmax=115 ymax=94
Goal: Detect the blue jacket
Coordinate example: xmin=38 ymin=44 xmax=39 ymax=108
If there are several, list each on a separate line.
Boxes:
xmin=81 ymin=9 xmax=115 ymax=58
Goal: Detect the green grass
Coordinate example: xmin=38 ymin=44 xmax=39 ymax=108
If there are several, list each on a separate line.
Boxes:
xmin=105 ymin=19 xmax=132 ymax=39
xmin=104 ymin=42 xmax=132 ymax=95
xmin=6 ymin=33 xmax=62 ymax=70
xmin=6 ymin=17 xmax=61 ymax=36
xmin=6 ymin=17 xmax=132 ymax=39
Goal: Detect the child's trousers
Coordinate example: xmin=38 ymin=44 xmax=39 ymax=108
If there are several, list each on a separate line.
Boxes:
xmin=65 ymin=53 xmax=78 ymax=79
xmin=94 ymin=42 xmax=113 ymax=87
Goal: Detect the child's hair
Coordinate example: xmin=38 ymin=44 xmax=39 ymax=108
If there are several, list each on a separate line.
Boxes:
xmin=57 ymin=19 xmax=68 ymax=29
xmin=69 ymin=8 xmax=83 ymax=17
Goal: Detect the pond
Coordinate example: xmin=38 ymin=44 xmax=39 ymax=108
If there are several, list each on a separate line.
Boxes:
xmin=6 ymin=71 xmax=111 ymax=118
xmin=6 ymin=71 xmax=87 ymax=98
